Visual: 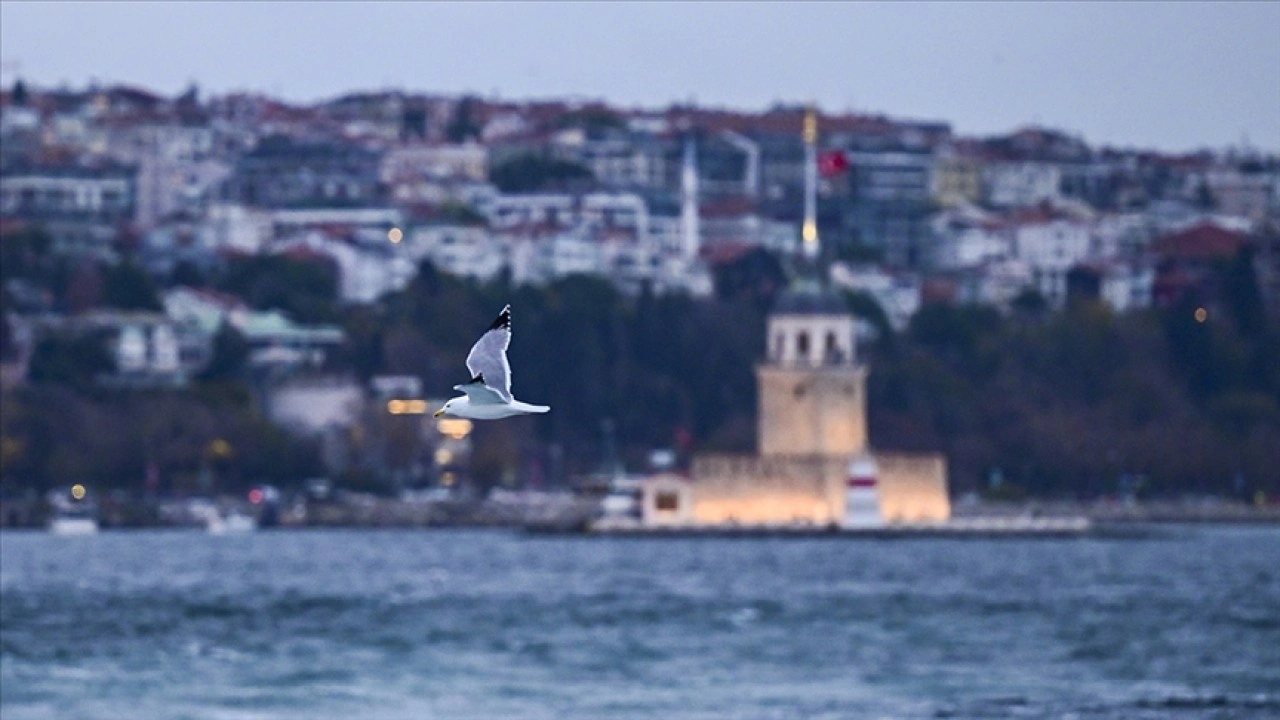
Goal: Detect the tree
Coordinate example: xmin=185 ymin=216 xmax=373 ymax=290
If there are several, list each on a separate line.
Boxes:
xmin=1010 ymin=287 xmax=1049 ymax=317
xmin=0 ymin=311 xmax=13 ymax=361
xmin=435 ymin=202 xmax=488 ymax=226
xmin=170 ymin=260 xmax=208 ymax=288
xmin=0 ymin=226 xmax=52 ymax=282
xmin=711 ymin=247 xmax=786 ymax=311
xmin=199 ymin=321 xmax=249 ymax=381
xmin=60 ymin=261 xmax=105 ymax=313
xmin=446 ymin=95 xmax=481 ymax=143
xmin=1194 ymin=179 xmax=1217 ymax=210
xmin=489 ymin=153 xmax=593 ymax=193
xmin=840 ymin=289 xmax=894 ymax=347
xmin=556 ymin=108 xmax=626 ymax=136
xmin=103 ymin=261 xmax=163 ymax=311
xmin=1223 ymin=246 xmax=1266 ymax=339
xmin=27 ymin=332 xmax=114 ymax=391
xmin=907 ymin=302 xmax=1004 ymax=378
xmin=215 ymin=255 xmax=339 ymax=323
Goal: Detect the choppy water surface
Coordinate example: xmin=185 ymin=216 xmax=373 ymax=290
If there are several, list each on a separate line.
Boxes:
xmin=2 ymin=526 xmax=1278 ymax=719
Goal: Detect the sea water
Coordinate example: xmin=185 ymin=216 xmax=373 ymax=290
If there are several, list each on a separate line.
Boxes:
xmin=2 ymin=526 xmax=1278 ymax=719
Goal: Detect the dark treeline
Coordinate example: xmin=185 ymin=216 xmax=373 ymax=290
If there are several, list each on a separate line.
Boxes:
xmin=3 ymin=243 xmax=1278 ymax=499
xmin=871 ymin=297 xmax=1278 ymax=497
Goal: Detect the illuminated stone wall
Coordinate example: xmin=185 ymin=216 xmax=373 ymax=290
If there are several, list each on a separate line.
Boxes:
xmin=876 ymin=453 xmax=950 ymax=522
xmin=672 ymin=452 xmax=949 ymax=528
xmin=689 ymin=454 xmax=845 ymax=526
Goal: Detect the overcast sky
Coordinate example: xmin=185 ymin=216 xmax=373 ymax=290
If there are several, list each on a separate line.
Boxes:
xmin=2 ymin=2 xmax=1277 ymax=152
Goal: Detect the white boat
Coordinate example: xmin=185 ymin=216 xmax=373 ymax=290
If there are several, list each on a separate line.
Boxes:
xmin=208 ymin=510 xmax=257 ymax=535
xmin=189 ymin=500 xmax=257 ymax=534
xmin=48 ymin=512 xmax=99 ymax=535
xmin=47 ymin=486 xmax=99 ymax=535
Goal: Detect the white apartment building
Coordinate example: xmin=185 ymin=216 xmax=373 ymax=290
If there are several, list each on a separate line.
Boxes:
xmin=1011 ymin=216 xmax=1092 ymax=306
xmin=409 ymin=225 xmax=505 ymax=282
xmin=983 ymin=162 xmax=1062 ymax=208
xmin=270 ymin=231 xmax=416 ymax=304
xmin=199 ymin=202 xmax=273 ymax=253
xmin=508 ymin=232 xmax=601 ymax=286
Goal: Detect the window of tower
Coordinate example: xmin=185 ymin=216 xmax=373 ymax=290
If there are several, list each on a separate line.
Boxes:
xmin=825 ymin=332 xmax=841 ymax=364
xmin=774 ymin=333 xmax=784 ymax=361
xmin=655 ymin=491 xmax=679 ymax=512
xmin=796 ymin=331 xmax=809 ymax=360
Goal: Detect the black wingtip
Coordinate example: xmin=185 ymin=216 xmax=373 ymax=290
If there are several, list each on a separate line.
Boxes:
xmin=488 ymin=305 xmax=511 ymax=331
xmin=468 ymin=373 xmax=485 ymax=385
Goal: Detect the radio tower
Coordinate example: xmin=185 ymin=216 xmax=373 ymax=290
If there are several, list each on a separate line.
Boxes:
xmin=801 ymin=105 xmax=819 ymax=262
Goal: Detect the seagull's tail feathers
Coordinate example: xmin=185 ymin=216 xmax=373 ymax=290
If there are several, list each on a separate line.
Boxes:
xmin=525 ymin=404 xmax=551 ymax=414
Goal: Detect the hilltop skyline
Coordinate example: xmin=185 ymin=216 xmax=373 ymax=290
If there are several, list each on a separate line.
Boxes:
xmin=1 ymin=2 xmax=1278 ymax=154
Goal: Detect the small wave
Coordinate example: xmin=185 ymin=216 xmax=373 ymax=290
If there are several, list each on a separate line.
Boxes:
xmin=1134 ymin=693 xmax=1280 ymax=711
xmin=1221 ymin=610 xmax=1280 ymax=630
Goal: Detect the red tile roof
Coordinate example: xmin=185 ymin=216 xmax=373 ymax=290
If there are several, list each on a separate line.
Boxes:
xmin=1152 ymin=222 xmax=1251 ymax=260
xmin=699 ymin=242 xmax=758 ymax=265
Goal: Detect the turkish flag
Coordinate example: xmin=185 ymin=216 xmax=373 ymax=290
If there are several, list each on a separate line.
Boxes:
xmin=818 ymin=149 xmax=849 ymax=177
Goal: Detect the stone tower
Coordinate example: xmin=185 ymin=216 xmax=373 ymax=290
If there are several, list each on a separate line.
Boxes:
xmin=757 ymin=283 xmax=868 ymax=457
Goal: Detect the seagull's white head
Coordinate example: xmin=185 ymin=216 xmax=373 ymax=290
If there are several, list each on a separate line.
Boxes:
xmin=435 ymin=397 xmax=466 ymax=418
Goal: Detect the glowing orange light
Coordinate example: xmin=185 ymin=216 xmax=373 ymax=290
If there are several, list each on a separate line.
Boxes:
xmin=71 ymin=484 xmax=86 ymax=500
xmin=436 ymin=418 xmax=473 ymax=439
xmin=388 ymin=399 xmax=428 ymax=415
xmin=1194 ymin=307 xmax=1208 ymax=323
xmin=248 ymin=488 xmax=264 ymax=504
xmin=388 ymin=227 xmax=403 ymax=244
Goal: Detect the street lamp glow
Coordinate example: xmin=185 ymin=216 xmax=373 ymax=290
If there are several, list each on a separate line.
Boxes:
xmin=208 ymin=438 xmax=232 ymax=459
xmin=70 ymin=484 xmax=86 ymax=500
xmin=388 ymin=227 xmax=403 ymax=244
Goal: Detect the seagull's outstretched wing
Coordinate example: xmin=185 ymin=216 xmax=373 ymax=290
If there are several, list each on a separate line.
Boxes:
xmin=453 ymin=376 xmax=507 ymax=405
xmin=465 ymin=305 xmax=513 ymax=402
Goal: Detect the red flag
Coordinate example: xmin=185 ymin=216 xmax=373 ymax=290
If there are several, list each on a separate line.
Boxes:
xmin=818 ymin=149 xmax=849 ymax=177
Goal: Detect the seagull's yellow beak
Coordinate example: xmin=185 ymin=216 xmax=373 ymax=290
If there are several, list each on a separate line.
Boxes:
xmin=433 ymin=408 xmax=445 ymax=418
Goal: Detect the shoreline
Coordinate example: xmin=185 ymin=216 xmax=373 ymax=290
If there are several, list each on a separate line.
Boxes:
xmin=2 ymin=495 xmax=1277 ymax=531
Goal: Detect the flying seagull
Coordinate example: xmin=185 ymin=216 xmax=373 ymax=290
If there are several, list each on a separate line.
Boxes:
xmin=435 ymin=305 xmax=550 ymax=420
